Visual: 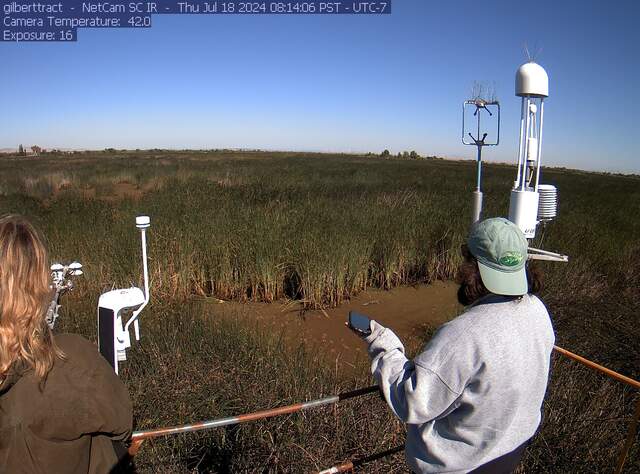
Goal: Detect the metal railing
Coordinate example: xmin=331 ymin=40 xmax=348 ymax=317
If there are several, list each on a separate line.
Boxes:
xmin=552 ymin=345 xmax=640 ymax=474
xmin=318 ymin=445 xmax=404 ymax=474
xmin=129 ymin=345 xmax=640 ymax=472
xmin=128 ymin=385 xmax=379 ymax=456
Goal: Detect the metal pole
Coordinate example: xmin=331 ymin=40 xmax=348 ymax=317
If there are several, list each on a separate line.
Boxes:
xmin=129 ymin=385 xmax=379 ymax=456
xmin=521 ymin=98 xmax=531 ymax=191
xmin=471 ymin=104 xmax=484 ymax=224
xmin=141 ymin=229 xmax=149 ymax=303
xmin=476 ymin=144 xmax=482 ymax=191
xmin=515 ymin=97 xmax=526 ymax=187
xmin=534 ymin=99 xmax=544 ymax=192
xmin=615 ymin=396 xmax=640 ymax=474
xmin=317 ymin=445 xmax=404 ymax=474
xmin=553 ymin=345 xmax=640 ymax=389
xmin=527 ymin=254 xmax=569 ymax=262
xmin=126 ymin=347 xmax=640 ymax=467
xmin=554 ymin=345 xmax=640 ymax=472
xmin=476 ymin=103 xmax=481 ymax=154
xmin=472 ymin=144 xmax=483 ymax=224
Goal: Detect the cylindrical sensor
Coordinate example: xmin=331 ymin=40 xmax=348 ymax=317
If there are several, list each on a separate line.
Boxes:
xmin=508 ymin=189 xmax=540 ymax=238
xmin=472 ymin=191 xmax=483 ymax=224
xmin=136 ymin=215 xmax=150 ymax=229
xmin=526 ymin=137 xmax=538 ymax=164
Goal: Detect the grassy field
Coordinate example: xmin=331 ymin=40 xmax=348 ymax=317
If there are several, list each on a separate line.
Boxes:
xmin=0 ymin=150 xmax=638 ymax=472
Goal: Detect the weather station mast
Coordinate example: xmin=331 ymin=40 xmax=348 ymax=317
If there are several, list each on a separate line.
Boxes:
xmin=462 ymin=61 xmax=567 ymax=262
xmin=462 ymin=84 xmax=500 ymax=224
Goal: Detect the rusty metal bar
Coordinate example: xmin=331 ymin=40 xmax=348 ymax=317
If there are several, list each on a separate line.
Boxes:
xmin=129 ymin=385 xmax=378 ymax=456
xmin=129 ymin=345 xmax=640 ymax=466
xmin=554 ymin=345 xmax=639 ymax=472
xmin=317 ymin=445 xmax=404 ymax=474
xmin=614 ymin=396 xmax=640 ymax=474
xmin=318 ymin=460 xmax=353 ymax=474
xmin=553 ymin=345 xmax=640 ymax=389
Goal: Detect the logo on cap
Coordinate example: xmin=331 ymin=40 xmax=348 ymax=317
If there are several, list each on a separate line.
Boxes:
xmin=498 ymin=251 xmax=524 ymax=267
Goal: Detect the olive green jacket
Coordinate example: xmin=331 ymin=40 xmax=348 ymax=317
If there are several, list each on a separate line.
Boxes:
xmin=0 ymin=334 xmax=133 ymax=474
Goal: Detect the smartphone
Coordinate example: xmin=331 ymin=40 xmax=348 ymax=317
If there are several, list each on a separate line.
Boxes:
xmin=348 ymin=311 xmax=372 ymax=336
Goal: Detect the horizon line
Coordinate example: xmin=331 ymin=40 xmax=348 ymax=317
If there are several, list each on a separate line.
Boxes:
xmin=1 ymin=146 xmax=638 ymax=177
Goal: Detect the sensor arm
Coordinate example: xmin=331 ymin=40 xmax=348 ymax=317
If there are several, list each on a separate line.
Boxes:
xmin=46 ymin=262 xmax=83 ymax=329
xmin=124 ymin=217 xmax=150 ymax=341
xmin=528 ymin=246 xmax=568 ymax=262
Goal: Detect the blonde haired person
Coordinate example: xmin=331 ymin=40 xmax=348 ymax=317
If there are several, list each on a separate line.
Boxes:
xmin=0 ymin=215 xmax=133 ymax=473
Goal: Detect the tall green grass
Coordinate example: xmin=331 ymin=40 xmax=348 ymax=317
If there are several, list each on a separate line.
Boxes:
xmin=0 ymin=152 xmax=475 ymax=308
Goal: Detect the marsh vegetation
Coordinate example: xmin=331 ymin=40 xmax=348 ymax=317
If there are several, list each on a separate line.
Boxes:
xmin=0 ymin=150 xmax=637 ymax=472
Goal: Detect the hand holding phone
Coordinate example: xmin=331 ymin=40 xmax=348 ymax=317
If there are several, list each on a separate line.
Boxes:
xmin=347 ymin=311 xmax=372 ymax=337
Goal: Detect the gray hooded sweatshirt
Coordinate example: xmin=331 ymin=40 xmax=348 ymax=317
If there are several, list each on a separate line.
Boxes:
xmin=365 ymin=294 xmax=555 ymax=473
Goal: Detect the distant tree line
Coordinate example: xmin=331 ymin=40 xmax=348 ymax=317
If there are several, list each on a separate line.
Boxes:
xmin=379 ymin=149 xmax=442 ymax=160
xmin=15 ymin=144 xmax=44 ymax=156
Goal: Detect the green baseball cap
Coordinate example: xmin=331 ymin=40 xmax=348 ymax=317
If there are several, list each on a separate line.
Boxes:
xmin=467 ymin=217 xmax=529 ymax=296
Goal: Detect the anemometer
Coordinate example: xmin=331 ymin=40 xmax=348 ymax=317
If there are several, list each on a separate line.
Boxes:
xmin=462 ymin=95 xmax=500 ymax=224
xmin=47 ymin=261 xmax=83 ymax=329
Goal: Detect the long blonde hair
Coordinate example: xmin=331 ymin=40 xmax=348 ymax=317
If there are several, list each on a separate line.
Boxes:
xmin=0 ymin=215 xmax=61 ymax=381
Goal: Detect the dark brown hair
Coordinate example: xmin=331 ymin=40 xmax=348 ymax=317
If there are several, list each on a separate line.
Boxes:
xmin=456 ymin=244 xmax=543 ymax=306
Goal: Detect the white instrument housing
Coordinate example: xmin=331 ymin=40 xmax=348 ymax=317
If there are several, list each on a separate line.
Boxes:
xmin=508 ymin=190 xmax=540 ymax=239
xmin=98 ymin=216 xmax=150 ymax=374
xmin=509 ymin=61 xmax=554 ymax=239
xmin=464 ymin=59 xmax=567 ymax=263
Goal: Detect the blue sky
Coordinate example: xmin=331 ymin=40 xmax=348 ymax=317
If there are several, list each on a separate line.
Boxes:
xmin=2 ymin=0 xmax=639 ymax=173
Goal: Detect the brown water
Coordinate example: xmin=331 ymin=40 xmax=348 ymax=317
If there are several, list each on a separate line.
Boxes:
xmin=202 ymin=281 xmax=462 ymax=373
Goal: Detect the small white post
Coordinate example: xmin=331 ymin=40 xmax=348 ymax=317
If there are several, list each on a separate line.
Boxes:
xmin=124 ymin=216 xmax=151 ymax=341
xmin=472 ymin=191 xmax=483 ymax=224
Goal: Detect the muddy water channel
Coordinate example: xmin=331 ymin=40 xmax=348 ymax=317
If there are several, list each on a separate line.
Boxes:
xmin=197 ymin=281 xmax=462 ymax=374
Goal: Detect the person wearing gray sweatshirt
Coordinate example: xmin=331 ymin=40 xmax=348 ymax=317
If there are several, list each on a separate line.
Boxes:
xmin=357 ymin=218 xmax=555 ymax=473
